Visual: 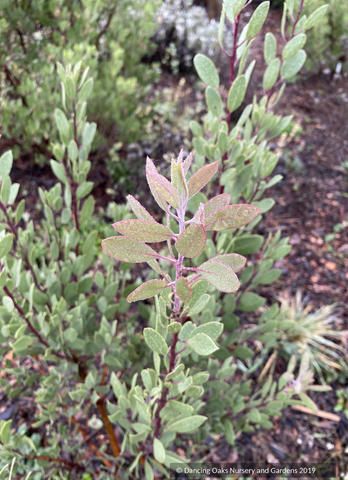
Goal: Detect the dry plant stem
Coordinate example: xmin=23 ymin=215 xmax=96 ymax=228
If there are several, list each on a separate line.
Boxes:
xmin=96 ymin=398 xmax=121 ymax=458
xmin=3 ymin=285 xmax=66 ymax=360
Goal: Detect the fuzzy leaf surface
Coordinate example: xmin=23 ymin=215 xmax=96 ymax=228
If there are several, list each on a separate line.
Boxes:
xmin=112 ymin=220 xmax=173 ymax=243
xmin=205 ymin=204 xmax=261 ymax=231
xmin=193 ymin=54 xmax=219 ymax=88
xmin=127 ymin=195 xmax=154 ymax=221
xmin=144 ymin=328 xmax=168 ymax=355
xmin=187 ymin=162 xmax=218 ymax=198
xmin=147 ymin=170 xmax=181 ymax=209
xmin=176 ymin=277 xmax=192 ymax=301
xmin=206 ymin=253 xmax=246 ymax=272
xmin=189 ymin=322 xmax=223 ymax=341
xmin=176 ymin=224 xmax=207 ymax=258
xmin=192 ymin=194 xmax=231 ymax=224
xmin=0 ymin=151 xmax=13 ymax=180
xmin=102 ymin=237 xmax=158 ymax=263
xmin=188 ymin=333 xmax=219 ymax=355
xmin=199 ymin=261 xmax=240 ymax=293
xmin=168 ymin=415 xmax=207 ymax=433
xmin=127 ymin=280 xmax=168 ymax=303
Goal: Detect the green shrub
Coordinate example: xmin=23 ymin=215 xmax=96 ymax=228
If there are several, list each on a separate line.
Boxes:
xmin=0 ymin=1 xmax=334 ymax=478
xmin=304 ymin=0 xmax=348 ymax=73
xmin=0 ymin=0 xmax=159 ymax=162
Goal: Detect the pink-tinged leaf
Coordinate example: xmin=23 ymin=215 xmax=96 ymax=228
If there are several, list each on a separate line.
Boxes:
xmin=112 ymin=219 xmax=173 ymax=243
xmin=203 ymin=193 xmax=231 ymax=217
xmin=192 ymin=194 xmax=231 ymax=224
xmin=126 ymin=195 xmax=154 ymax=221
xmin=205 ymin=204 xmax=261 ymax=231
xmin=176 ymin=277 xmax=192 ymax=301
xmin=147 ymin=171 xmax=182 ymax=209
xmin=187 ymin=161 xmax=218 ymax=198
xmin=127 ymin=280 xmax=168 ymax=303
xmin=147 ymin=259 xmax=163 ymax=275
xmin=206 ymin=254 xmax=246 ymax=272
xmin=171 ymin=154 xmax=188 ymax=198
xmin=102 ymin=237 xmax=159 ymax=263
xmin=176 ymin=224 xmax=207 ymax=258
xmin=146 ymin=157 xmax=168 ymax=212
xmin=199 ymin=261 xmax=240 ymax=293
xmin=182 ymin=152 xmax=193 ymax=176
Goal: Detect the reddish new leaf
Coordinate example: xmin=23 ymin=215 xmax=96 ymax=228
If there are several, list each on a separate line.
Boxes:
xmin=112 ymin=219 xmax=173 ymax=243
xmin=182 ymin=152 xmax=193 ymax=176
xmin=176 ymin=277 xmax=192 ymax=301
xmin=187 ymin=161 xmax=219 ymax=198
xmin=145 ymin=157 xmax=169 ymax=212
xmin=192 ymin=193 xmax=231 ymax=224
xmin=127 ymin=195 xmax=154 ymax=221
xmin=206 ymin=253 xmax=246 ymax=272
xmin=127 ymin=280 xmax=168 ymax=303
xmin=102 ymin=237 xmax=159 ymax=263
xmin=199 ymin=261 xmax=240 ymax=293
xmin=205 ymin=204 xmax=261 ymax=231
xmin=176 ymin=224 xmax=207 ymax=258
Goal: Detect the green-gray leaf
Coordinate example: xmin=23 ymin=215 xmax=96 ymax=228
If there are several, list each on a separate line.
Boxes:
xmin=281 ymin=50 xmax=306 ymax=80
xmin=282 ymin=34 xmax=307 ymax=61
xmin=264 ymin=32 xmax=276 ymax=64
xmin=153 ymin=438 xmax=166 ymax=463
xmin=227 ymin=76 xmax=247 ymax=113
xmin=246 ymin=2 xmax=270 ymax=39
xmin=0 ymin=151 xmax=13 ymax=180
xmin=193 ymin=54 xmax=219 ymax=88
xmin=168 ymin=415 xmax=207 ymax=433
xmin=188 ymin=333 xmax=219 ymax=355
xmin=144 ymin=328 xmax=168 ymax=355
xmin=304 ymin=5 xmax=328 ymax=30
xmin=127 ymin=280 xmax=167 ymax=303
xmin=263 ymin=58 xmax=280 ymax=91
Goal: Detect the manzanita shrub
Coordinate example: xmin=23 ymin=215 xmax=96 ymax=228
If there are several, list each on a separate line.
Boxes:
xmin=0 ymin=1 xmax=333 ymax=479
xmin=0 ymin=0 xmax=159 ymax=161
xmin=188 ymin=0 xmax=329 ymax=348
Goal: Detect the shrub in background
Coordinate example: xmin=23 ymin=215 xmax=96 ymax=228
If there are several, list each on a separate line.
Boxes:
xmin=303 ymin=0 xmax=348 ymax=73
xmin=0 ymin=0 xmax=159 ymax=162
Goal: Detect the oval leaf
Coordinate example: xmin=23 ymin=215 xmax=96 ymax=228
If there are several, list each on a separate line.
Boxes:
xmin=263 ymin=58 xmax=280 ymax=91
xmin=206 ymin=253 xmax=246 ymax=272
xmin=188 ymin=333 xmax=219 ymax=356
xmin=264 ymin=32 xmax=277 ymax=64
xmin=227 ymin=75 xmax=247 ymax=113
xmin=281 ymin=50 xmax=306 ymax=80
xmin=187 ymin=161 xmax=218 ymax=198
xmin=112 ymin=220 xmax=173 ymax=243
xmin=102 ymin=237 xmax=159 ymax=263
xmin=189 ymin=322 xmax=224 ymax=341
xmin=0 ymin=151 xmax=13 ymax=181
xmin=168 ymin=414 xmax=207 ymax=433
xmin=176 ymin=277 xmax=192 ymax=302
xmin=304 ymin=5 xmax=329 ymax=30
xmin=199 ymin=261 xmax=240 ymax=293
xmin=144 ymin=328 xmax=168 ymax=355
xmin=193 ymin=54 xmax=219 ymax=88
xmin=153 ymin=438 xmax=166 ymax=464
xmin=238 ymin=292 xmax=265 ymax=312
xmin=127 ymin=280 xmax=168 ymax=303
xmin=205 ymin=204 xmax=261 ymax=231
xmin=282 ymin=34 xmax=307 ymax=61
xmin=206 ymin=87 xmax=223 ymax=117
xmin=246 ymin=1 xmax=270 ymax=39
xmin=176 ymin=224 xmax=206 ymax=258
